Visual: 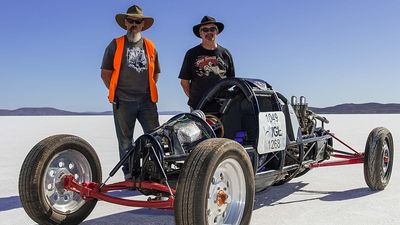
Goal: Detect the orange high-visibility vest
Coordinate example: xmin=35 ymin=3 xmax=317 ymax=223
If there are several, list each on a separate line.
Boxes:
xmin=108 ymin=36 xmax=158 ymax=103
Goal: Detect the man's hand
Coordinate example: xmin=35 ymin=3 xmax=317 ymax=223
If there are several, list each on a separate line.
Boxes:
xmin=101 ymin=69 xmax=113 ymax=89
xmin=154 ymin=73 xmax=160 ymax=83
xmin=180 ymin=79 xmax=190 ymax=97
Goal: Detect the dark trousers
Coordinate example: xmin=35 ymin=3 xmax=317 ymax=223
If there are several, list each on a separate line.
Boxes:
xmin=113 ymin=96 xmax=160 ymax=178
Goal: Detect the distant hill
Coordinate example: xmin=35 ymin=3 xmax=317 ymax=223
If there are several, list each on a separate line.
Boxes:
xmin=0 ymin=107 xmax=183 ymax=116
xmin=1 ymin=103 xmax=400 ymax=116
xmin=159 ymin=111 xmax=184 ymax=115
xmin=310 ymin=103 xmax=400 ymax=114
xmin=0 ymin=107 xmax=111 ymax=116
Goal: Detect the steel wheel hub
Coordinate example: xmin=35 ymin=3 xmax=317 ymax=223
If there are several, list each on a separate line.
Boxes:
xmin=207 ymin=158 xmax=246 ymax=225
xmin=382 ymin=141 xmax=390 ymax=177
xmin=42 ymin=149 xmax=92 ymax=213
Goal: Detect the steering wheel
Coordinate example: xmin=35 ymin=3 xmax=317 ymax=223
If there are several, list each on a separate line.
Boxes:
xmin=205 ymin=114 xmax=224 ymax=138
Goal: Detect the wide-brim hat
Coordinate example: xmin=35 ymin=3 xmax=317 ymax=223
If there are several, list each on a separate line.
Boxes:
xmin=115 ymin=5 xmax=154 ymax=31
xmin=193 ymin=16 xmax=224 ymax=38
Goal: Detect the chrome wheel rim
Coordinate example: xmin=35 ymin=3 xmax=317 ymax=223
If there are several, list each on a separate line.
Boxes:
xmin=42 ymin=149 xmax=92 ymax=213
xmin=207 ymin=158 xmax=246 ymax=225
xmin=382 ymin=141 xmax=390 ymax=178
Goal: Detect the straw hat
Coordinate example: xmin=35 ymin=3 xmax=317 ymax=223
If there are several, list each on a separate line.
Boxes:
xmin=115 ymin=5 xmax=154 ymax=31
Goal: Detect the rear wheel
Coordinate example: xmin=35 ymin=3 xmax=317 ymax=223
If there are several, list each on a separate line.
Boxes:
xmin=273 ymin=146 xmax=304 ymax=186
xmin=364 ymin=127 xmax=394 ymax=190
xmin=175 ymin=138 xmax=255 ymax=225
xmin=295 ymin=168 xmax=310 ymax=178
xmin=19 ymin=134 xmax=102 ymax=225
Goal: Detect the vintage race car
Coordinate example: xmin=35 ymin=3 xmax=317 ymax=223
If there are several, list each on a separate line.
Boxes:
xmin=19 ymin=78 xmax=394 ymax=225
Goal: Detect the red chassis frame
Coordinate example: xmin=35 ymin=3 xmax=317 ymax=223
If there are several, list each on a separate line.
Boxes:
xmin=63 ymin=133 xmax=377 ymax=210
xmin=64 ymin=176 xmax=175 ymax=209
xmin=309 ymin=132 xmax=365 ymax=168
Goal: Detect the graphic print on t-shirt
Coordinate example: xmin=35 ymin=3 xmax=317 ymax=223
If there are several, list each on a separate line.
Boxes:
xmin=126 ymin=47 xmax=147 ymax=72
xmin=195 ymin=55 xmax=227 ymax=78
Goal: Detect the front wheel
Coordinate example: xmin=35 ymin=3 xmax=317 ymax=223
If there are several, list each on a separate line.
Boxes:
xmin=364 ymin=127 xmax=394 ymax=190
xmin=175 ymin=138 xmax=255 ymax=225
xmin=19 ymin=134 xmax=102 ymax=225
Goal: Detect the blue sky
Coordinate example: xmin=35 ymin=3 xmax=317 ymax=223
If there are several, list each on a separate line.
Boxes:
xmin=1 ymin=0 xmax=399 ymax=112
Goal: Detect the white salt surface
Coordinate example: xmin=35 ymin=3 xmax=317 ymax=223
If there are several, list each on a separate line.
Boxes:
xmin=0 ymin=114 xmax=399 ymax=225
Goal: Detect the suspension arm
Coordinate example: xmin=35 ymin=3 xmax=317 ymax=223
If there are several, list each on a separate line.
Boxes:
xmin=63 ymin=175 xmax=175 ymax=209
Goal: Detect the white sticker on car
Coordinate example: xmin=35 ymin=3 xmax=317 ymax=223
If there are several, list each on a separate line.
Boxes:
xmin=258 ymin=112 xmax=286 ymax=154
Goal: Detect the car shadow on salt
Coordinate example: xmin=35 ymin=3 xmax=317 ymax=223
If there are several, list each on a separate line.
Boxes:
xmin=81 ymin=208 xmax=175 ymax=225
xmin=0 ymin=196 xmax=21 ymax=211
xmin=81 ymin=183 xmax=304 ymax=225
xmin=254 ymin=181 xmax=377 ymax=209
xmin=81 ymin=189 xmax=175 ymax=225
xmin=298 ymin=187 xmax=376 ymax=201
xmin=0 ymin=190 xmax=141 ymax=213
xmin=69 ymin=182 xmax=377 ymax=225
xmin=254 ymin=181 xmax=308 ymax=209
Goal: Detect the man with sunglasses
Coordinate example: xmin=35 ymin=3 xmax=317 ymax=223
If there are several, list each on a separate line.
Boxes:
xmin=179 ymin=16 xmax=235 ymax=110
xmin=101 ymin=5 xmax=160 ymax=180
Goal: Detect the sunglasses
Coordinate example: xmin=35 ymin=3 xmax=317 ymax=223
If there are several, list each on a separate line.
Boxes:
xmin=126 ymin=18 xmax=144 ymax=25
xmin=201 ymin=27 xmax=218 ymax=33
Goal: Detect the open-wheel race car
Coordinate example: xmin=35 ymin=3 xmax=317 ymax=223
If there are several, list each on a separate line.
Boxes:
xmin=19 ymin=78 xmax=394 ymax=225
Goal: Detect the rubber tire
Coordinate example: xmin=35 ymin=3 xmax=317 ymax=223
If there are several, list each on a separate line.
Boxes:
xmin=174 ymin=138 xmax=255 ymax=225
xmin=295 ymin=168 xmax=310 ymax=178
xmin=19 ymin=134 xmax=102 ymax=225
xmin=272 ymin=170 xmax=297 ymax=186
xmin=364 ymin=127 xmax=394 ymax=191
xmin=273 ymin=167 xmax=310 ymax=187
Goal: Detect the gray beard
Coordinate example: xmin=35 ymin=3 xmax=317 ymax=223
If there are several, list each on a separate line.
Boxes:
xmin=126 ymin=31 xmax=142 ymax=43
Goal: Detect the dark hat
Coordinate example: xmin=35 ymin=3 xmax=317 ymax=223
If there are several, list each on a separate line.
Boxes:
xmin=115 ymin=5 xmax=154 ymax=31
xmin=193 ymin=16 xmax=224 ymax=38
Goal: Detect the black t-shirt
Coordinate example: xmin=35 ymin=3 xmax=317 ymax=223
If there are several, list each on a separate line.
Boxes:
xmin=178 ymin=44 xmax=235 ymax=108
xmin=101 ymin=36 xmax=160 ymax=101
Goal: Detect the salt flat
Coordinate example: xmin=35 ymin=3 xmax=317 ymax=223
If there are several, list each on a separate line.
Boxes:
xmin=0 ymin=114 xmax=399 ymax=225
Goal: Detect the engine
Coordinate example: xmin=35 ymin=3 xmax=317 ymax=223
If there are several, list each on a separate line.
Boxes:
xmin=128 ymin=112 xmax=215 ymax=190
xmin=291 ymin=96 xmax=329 ymax=136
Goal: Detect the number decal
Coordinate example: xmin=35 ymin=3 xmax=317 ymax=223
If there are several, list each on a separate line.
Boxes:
xmin=258 ymin=112 xmax=286 ymax=154
xmin=268 ymin=139 xmax=280 ymax=149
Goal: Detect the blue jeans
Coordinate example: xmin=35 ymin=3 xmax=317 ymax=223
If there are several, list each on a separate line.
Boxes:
xmin=113 ymin=95 xmax=160 ymax=178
